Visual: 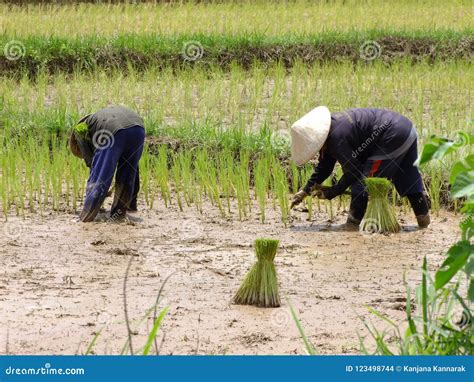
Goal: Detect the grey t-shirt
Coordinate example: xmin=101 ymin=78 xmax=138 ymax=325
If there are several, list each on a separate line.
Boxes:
xmin=79 ymin=105 xmax=144 ymax=138
xmin=74 ymin=105 xmax=144 ymax=167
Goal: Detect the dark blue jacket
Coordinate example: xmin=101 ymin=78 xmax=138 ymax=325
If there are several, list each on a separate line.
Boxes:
xmin=303 ymin=108 xmax=414 ymax=198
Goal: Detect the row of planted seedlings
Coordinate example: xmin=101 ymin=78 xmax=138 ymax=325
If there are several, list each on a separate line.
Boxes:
xmin=0 ymin=128 xmax=447 ymax=222
xmin=138 ymin=143 xmax=353 ymax=226
xmin=0 ymin=129 xmax=89 ymax=219
xmin=141 ymin=146 xmax=284 ymax=223
xmin=0 ymin=124 xmax=349 ymax=223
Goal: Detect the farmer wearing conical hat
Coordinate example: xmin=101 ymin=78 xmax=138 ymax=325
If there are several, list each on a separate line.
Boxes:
xmin=290 ymin=107 xmax=430 ymax=229
xmin=69 ymin=105 xmax=145 ymax=222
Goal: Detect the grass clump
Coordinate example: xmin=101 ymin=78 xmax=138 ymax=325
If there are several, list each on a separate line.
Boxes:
xmin=360 ymin=177 xmax=401 ymax=234
xmin=233 ymin=238 xmax=281 ymax=308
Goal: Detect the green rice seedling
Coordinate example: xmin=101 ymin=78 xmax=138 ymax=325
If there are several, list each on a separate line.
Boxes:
xmin=427 ymin=164 xmax=442 ymax=216
xmin=195 ymin=150 xmax=224 ymax=216
xmin=178 ymin=151 xmax=194 ymax=207
xmin=156 ymin=146 xmax=171 ymax=208
xmin=233 ymin=238 xmax=281 ymax=308
xmin=290 ymin=161 xmax=300 ymax=194
xmin=272 ymin=163 xmax=290 ymax=226
xmin=171 ymin=157 xmax=184 ymax=212
xmin=240 ymin=152 xmax=252 ymax=213
xmin=360 ymin=178 xmax=401 ymax=234
xmin=218 ymin=150 xmax=234 ymax=215
xmin=233 ymin=152 xmax=251 ymax=220
xmin=254 ymin=158 xmax=268 ymax=223
xmin=305 ymin=192 xmax=314 ymax=221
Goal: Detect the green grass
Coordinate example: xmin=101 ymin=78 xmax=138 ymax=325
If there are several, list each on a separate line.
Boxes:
xmin=2 ymin=1 xmax=472 ymax=37
xmin=1 ymin=30 xmax=472 ymax=76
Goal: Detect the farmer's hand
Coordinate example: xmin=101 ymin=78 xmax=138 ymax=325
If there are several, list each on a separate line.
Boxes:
xmin=291 ymin=189 xmax=308 ymax=209
xmin=313 ymin=185 xmax=333 ymax=200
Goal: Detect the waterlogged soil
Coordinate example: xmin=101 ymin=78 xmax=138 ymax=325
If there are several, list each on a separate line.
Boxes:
xmin=0 ymin=199 xmax=460 ymax=355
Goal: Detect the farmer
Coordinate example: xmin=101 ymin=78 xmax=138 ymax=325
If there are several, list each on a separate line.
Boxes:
xmin=69 ymin=105 xmax=145 ymax=222
xmin=290 ymin=107 xmax=430 ymax=229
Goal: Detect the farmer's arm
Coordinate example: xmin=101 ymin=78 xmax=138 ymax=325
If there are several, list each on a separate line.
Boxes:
xmin=323 ymin=141 xmax=363 ymax=200
xmin=303 ymin=153 xmax=337 ymax=194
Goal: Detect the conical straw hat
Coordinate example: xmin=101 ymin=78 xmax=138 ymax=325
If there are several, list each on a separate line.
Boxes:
xmin=291 ymin=106 xmax=331 ymax=166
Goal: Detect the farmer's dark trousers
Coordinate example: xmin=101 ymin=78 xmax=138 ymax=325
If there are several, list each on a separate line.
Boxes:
xmin=80 ymin=126 xmax=145 ymax=222
xmin=350 ymin=138 xmax=426 ymax=221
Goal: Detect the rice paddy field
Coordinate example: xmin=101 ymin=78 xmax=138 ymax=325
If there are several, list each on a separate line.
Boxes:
xmin=0 ymin=0 xmax=472 ymax=355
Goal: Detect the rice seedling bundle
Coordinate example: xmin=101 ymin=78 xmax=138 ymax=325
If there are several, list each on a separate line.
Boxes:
xmin=360 ymin=178 xmax=400 ymax=234
xmin=233 ymin=238 xmax=281 ymax=308
xmin=74 ymin=122 xmax=89 ymax=138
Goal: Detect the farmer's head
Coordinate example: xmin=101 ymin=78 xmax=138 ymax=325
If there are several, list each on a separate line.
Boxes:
xmin=69 ymin=115 xmax=91 ymax=159
xmin=69 ymin=132 xmax=82 ymax=158
xmin=290 ymin=106 xmax=331 ymax=166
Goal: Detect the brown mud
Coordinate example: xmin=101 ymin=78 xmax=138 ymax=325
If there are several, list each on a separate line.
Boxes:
xmin=0 ymin=199 xmax=460 ymax=355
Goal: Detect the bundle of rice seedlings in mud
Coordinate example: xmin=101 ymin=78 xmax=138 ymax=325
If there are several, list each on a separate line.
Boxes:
xmin=233 ymin=238 xmax=281 ymax=308
xmin=360 ymin=177 xmax=400 ymax=234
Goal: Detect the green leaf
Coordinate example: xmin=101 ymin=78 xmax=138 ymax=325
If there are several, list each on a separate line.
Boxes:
xmin=421 ymin=257 xmax=428 ymax=337
xmin=435 ymin=241 xmax=473 ymax=290
xmin=288 ymin=301 xmax=317 ymax=355
xmin=469 ymin=279 xmax=474 ymax=302
xmin=142 ymin=306 xmax=168 ymax=356
xmin=451 ymin=171 xmax=474 ymax=199
xmin=449 ymin=154 xmax=474 ymax=185
xmin=85 ymin=329 xmax=102 ymax=355
xmin=466 ymin=256 xmax=474 ymax=275
xmin=416 ymin=137 xmax=456 ymax=166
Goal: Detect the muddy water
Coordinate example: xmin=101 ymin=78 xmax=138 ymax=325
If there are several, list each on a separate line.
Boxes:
xmin=0 ymin=200 xmax=460 ymax=355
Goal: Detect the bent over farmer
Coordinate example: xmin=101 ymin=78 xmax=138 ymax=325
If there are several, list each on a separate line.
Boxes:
xmin=69 ymin=105 xmax=145 ymax=222
xmin=290 ymin=107 xmax=430 ymax=229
